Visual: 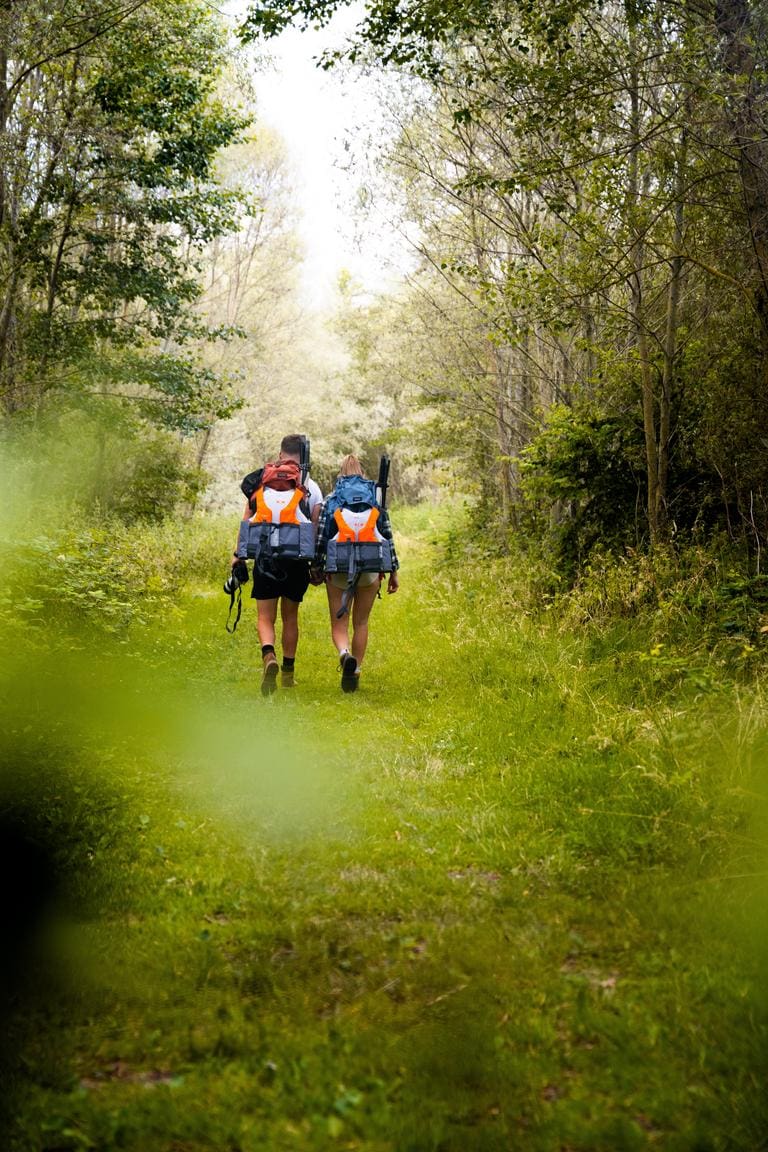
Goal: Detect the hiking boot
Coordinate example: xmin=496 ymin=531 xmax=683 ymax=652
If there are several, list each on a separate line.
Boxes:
xmin=340 ymin=652 xmax=358 ymax=693
xmin=281 ymin=665 xmax=295 ymax=688
xmin=261 ymin=652 xmax=279 ymax=697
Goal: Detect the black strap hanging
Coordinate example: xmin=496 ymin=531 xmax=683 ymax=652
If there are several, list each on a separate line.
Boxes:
xmin=226 ymin=583 xmax=243 ymax=633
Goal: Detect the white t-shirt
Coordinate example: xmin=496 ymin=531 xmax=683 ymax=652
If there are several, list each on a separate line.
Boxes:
xmin=304 ymin=476 xmax=323 ymax=515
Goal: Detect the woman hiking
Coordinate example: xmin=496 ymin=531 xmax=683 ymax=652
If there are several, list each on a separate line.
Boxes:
xmin=314 ymin=454 xmax=399 ymax=693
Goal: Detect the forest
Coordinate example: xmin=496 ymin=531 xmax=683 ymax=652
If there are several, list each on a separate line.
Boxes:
xmin=1 ymin=1 xmax=767 ymax=1149
xmin=3 ymin=0 xmax=768 ymax=552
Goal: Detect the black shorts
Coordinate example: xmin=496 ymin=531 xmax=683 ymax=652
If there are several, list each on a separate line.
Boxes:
xmin=251 ymin=560 xmax=311 ymax=603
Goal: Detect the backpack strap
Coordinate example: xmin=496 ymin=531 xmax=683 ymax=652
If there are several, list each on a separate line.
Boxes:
xmin=336 ymin=575 xmax=359 ymax=619
xmin=335 ymin=547 xmax=359 ymax=619
xmin=255 ymin=553 xmax=289 ymax=582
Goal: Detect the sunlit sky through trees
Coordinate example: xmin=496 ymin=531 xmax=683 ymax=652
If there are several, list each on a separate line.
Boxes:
xmin=225 ymin=0 xmax=411 ymax=309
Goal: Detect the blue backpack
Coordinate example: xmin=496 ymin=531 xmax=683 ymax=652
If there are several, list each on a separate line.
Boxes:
xmin=324 ymin=475 xmax=379 ymax=520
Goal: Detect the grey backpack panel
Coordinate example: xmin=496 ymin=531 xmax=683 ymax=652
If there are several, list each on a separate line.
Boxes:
xmin=238 ymin=521 xmax=315 ymax=562
xmin=326 ymin=539 xmax=393 ymax=574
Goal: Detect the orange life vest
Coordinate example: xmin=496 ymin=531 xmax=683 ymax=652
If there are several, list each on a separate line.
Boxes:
xmin=333 ymin=507 xmax=379 ymax=543
xmin=251 ymin=487 xmax=304 ymax=525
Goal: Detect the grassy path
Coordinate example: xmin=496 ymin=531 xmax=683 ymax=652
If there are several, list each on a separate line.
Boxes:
xmin=5 ymin=510 xmax=767 ymax=1151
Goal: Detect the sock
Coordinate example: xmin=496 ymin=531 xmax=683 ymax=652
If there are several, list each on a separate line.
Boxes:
xmin=282 ymin=656 xmax=295 ymax=670
xmin=261 ymin=644 xmax=275 ymax=658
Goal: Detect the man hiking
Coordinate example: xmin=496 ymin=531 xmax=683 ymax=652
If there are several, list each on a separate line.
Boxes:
xmin=230 ymin=434 xmax=323 ymax=695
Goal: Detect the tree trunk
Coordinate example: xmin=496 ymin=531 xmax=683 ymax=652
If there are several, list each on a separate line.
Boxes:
xmin=658 ymin=132 xmax=687 ymax=534
xmin=716 ymin=0 xmax=768 ymax=351
xmin=627 ymin=37 xmax=660 ymax=545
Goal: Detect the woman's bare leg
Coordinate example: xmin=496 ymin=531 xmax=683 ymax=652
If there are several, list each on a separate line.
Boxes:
xmin=326 ymin=582 xmax=351 ymax=655
xmin=350 ymin=580 xmax=380 ymax=667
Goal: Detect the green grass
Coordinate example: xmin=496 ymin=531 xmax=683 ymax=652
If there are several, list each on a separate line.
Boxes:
xmin=2 ymin=504 xmax=767 ymax=1151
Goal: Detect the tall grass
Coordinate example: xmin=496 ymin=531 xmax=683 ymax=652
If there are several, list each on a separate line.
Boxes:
xmin=1 ymin=502 xmax=767 ymax=1151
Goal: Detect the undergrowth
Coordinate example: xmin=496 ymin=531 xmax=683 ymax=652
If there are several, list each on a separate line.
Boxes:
xmin=1 ymin=503 xmax=767 ymax=1151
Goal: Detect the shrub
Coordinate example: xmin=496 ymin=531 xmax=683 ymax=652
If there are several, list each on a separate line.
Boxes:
xmin=2 ymin=512 xmax=230 ymax=636
xmin=519 ymin=402 xmax=645 ymax=578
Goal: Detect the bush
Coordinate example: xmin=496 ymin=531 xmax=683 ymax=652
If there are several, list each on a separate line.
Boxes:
xmin=106 ymin=434 xmax=208 ymax=523
xmin=1 ymin=404 xmax=208 ymax=523
xmin=519 ymin=402 xmax=645 ymax=578
xmin=8 ymin=515 xmax=231 ymax=633
xmin=0 ymin=409 xmax=228 ymax=634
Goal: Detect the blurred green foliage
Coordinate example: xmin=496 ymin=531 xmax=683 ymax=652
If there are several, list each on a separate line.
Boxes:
xmin=0 ymin=415 xmax=227 ymax=635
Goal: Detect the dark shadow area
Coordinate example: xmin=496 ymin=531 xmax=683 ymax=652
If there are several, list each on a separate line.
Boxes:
xmin=0 ymin=743 xmax=129 ymax=1148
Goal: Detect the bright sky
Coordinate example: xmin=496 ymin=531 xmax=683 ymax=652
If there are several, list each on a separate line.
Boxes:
xmin=230 ymin=2 xmax=407 ymax=309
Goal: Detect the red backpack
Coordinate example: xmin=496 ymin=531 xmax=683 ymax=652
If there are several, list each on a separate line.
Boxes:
xmin=240 ymin=460 xmax=305 ymax=506
xmin=257 ymin=460 xmax=303 ymax=494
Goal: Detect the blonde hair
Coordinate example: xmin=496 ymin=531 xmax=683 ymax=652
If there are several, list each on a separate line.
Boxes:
xmin=339 ymin=454 xmax=365 ymax=477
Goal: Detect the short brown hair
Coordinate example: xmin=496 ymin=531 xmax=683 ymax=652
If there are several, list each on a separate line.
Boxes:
xmin=280 ymin=434 xmax=304 ymax=458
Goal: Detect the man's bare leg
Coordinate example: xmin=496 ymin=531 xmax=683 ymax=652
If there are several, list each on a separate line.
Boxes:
xmin=257 ymin=598 xmax=279 ymax=695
